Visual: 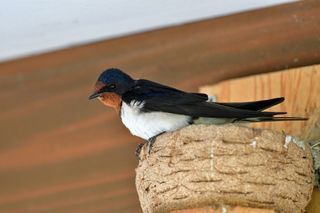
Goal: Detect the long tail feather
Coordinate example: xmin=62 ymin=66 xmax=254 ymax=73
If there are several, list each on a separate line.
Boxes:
xmin=238 ymin=116 xmax=308 ymax=122
xmin=216 ymin=97 xmax=285 ymax=111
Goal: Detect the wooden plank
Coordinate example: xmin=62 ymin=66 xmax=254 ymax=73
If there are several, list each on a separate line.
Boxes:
xmin=200 ymin=65 xmax=320 ymax=136
xmin=0 ymin=1 xmax=319 ymax=213
xmin=1 ymin=1 xmax=320 ymax=87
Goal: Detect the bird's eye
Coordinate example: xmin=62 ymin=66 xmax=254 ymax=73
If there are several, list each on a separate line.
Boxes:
xmin=109 ymin=84 xmax=116 ymax=89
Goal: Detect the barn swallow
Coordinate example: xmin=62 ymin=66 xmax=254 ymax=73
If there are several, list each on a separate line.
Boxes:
xmin=89 ymin=68 xmax=306 ymax=157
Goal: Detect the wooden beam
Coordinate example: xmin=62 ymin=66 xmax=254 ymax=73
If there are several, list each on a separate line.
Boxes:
xmin=1 ymin=1 xmax=320 ymax=89
xmin=199 ymin=64 xmax=320 ymax=136
xmin=0 ymin=1 xmax=319 ymax=213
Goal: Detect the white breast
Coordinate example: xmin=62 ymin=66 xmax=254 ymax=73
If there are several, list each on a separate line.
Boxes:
xmin=120 ymin=101 xmax=191 ymax=140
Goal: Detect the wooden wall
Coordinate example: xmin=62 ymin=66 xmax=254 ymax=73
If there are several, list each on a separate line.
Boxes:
xmin=200 ymin=65 xmax=320 ymax=136
xmin=0 ymin=1 xmax=319 ymax=212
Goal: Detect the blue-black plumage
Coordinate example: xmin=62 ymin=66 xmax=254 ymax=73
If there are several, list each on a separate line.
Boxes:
xmin=89 ymin=68 xmax=307 ymax=155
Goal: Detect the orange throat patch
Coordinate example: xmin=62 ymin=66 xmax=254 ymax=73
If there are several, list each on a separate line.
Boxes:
xmin=98 ymin=93 xmax=122 ymax=113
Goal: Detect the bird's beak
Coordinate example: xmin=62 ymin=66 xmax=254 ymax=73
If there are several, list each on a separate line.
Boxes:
xmin=88 ymin=91 xmax=102 ymax=100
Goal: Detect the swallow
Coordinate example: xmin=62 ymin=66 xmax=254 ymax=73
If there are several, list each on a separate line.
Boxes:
xmin=89 ymin=68 xmax=306 ymax=157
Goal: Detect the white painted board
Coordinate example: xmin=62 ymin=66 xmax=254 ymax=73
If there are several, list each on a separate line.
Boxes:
xmin=0 ymin=0 xmax=295 ymax=62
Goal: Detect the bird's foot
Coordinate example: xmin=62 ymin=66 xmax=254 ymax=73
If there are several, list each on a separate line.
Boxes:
xmin=148 ymin=137 xmax=156 ymax=154
xmin=147 ymin=132 xmax=165 ymax=154
xmin=135 ymin=143 xmax=145 ymax=160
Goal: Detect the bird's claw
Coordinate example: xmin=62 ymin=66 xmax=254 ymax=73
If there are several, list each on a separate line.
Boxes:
xmin=148 ymin=137 xmax=157 ymax=154
xmin=135 ymin=132 xmax=165 ymax=159
xmin=135 ymin=143 xmax=145 ymax=159
xmin=147 ymin=132 xmax=165 ymax=154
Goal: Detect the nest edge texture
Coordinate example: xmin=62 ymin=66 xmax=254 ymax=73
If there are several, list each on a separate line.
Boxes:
xmin=135 ymin=124 xmax=314 ymax=213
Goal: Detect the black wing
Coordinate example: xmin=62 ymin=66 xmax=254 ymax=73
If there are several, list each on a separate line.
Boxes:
xmin=122 ymin=80 xmax=285 ymax=119
xmin=191 ymin=93 xmax=285 ymax=111
xmin=216 ymin=97 xmax=285 ymax=111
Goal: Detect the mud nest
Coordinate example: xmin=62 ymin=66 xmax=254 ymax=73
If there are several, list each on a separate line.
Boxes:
xmin=135 ymin=124 xmax=314 ymax=213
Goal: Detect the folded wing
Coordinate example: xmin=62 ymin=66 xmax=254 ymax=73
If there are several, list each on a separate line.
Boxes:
xmin=122 ymin=80 xmax=297 ymax=121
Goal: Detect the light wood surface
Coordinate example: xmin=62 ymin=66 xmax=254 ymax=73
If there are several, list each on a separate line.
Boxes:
xmin=200 ymin=65 xmax=320 ymax=136
xmin=0 ymin=1 xmax=319 ymax=213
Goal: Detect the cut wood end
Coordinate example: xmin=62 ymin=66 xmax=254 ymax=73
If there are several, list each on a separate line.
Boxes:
xmin=135 ymin=124 xmax=314 ymax=213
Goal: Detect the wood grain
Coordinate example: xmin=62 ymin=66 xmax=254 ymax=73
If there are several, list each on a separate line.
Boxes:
xmin=200 ymin=65 xmax=320 ymax=136
xmin=0 ymin=1 xmax=319 ymax=213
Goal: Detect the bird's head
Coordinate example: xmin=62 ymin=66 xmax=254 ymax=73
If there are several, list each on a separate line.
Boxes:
xmin=88 ymin=68 xmax=134 ymax=100
xmin=88 ymin=68 xmax=135 ymax=112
